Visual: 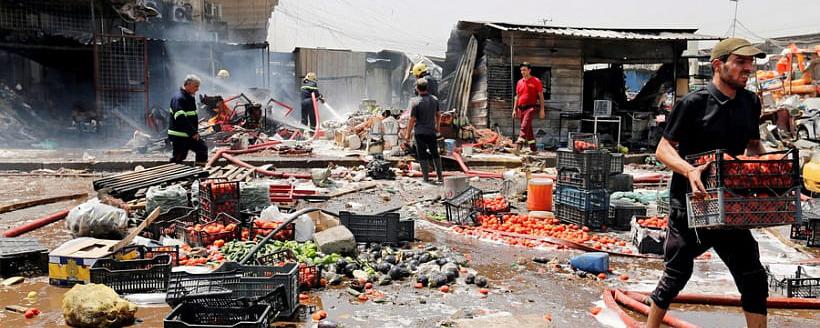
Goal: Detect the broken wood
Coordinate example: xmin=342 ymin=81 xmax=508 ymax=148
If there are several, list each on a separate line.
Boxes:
xmin=0 ymin=192 xmax=87 ymax=214
xmin=312 ymin=181 xmax=379 ymax=200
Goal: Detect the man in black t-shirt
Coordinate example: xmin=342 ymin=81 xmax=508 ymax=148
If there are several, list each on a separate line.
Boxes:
xmin=647 ymin=38 xmax=768 ymax=328
xmin=405 ymin=78 xmax=442 ymax=183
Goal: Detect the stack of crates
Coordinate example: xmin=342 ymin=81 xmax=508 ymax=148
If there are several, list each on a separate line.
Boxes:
xmin=607 ymin=153 xmax=633 ymax=192
xmin=555 ymin=134 xmax=611 ymax=229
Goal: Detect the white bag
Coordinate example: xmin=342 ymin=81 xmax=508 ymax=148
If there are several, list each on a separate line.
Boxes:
xmin=65 ymin=199 xmax=129 ymax=238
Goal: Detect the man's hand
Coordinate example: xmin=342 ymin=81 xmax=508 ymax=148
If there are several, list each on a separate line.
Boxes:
xmin=687 ymin=164 xmax=709 ymax=197
xmin=512 ymin=109 xmax=517 ymax=118
xmin=538 ymin=108 xmax=545 ymax=119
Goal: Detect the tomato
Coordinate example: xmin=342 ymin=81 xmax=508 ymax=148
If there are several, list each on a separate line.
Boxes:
xmin=213 ymin=239 xmax=225 ymax=248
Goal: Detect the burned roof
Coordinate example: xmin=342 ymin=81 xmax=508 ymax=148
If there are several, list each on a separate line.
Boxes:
xmin=464 ymin=21 xmax=721 ymax=41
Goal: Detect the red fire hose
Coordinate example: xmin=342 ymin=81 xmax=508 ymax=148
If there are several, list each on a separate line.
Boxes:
xmin=613 ymin=289 xmax=698 ymax=328
xmin=602 ymin=289 xmax=643 ymax=328
xmin=220 ymin=153 xmax=311 ymax=179
xmin=3 ymin=209 xmax=70 ymax=237
xmin=624 ymin=290 xmax=820 ymax=310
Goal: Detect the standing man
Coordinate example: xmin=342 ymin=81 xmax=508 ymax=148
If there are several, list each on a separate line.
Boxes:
xmin=168 ymin=74 xmax=207 ymax=166
xmin=647 ymin=38 xmax=768 ymax=328
xmin=300 ymin=72 xmax=324 ymax=134
xmin=412 ymin=63 xmax=438 ymax=98
xmin=512 ymin=62 xmax=545 ymax=152
xmin=405 ymin=78 xmax=443 ymax=183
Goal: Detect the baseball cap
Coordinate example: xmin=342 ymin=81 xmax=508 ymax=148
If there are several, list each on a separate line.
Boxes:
xmin=710 ymin=38 xmax=766 ymax=61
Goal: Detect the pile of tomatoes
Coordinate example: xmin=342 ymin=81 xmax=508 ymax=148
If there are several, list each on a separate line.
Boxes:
xmin=455 ymin=213 xmax=630 ymax=252
xmin=573 ymin=140 xmax=597 ymax=152
xmin=690 ymin=190 xmax=796 ymax=226
xmin=248 ymin=219 xmax=294 ymax=241
xmin=693 ymin=153 xmax=795 ymax=189
xmin=184 ymin=220 xmax=239 ymax=247
xmin=178 ymin=244 xmax=225 ymax=266
xmin=636 ymin=216 xmax=668 ymax=229
xmin=477 ymin=196 xmax=509 ymax=212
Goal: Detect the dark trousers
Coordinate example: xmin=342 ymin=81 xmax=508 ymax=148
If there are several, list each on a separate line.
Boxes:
xmin=301 ymin=99 xmax=316 ymax=130
xmin=414 ymin=134 xmax=439 ymax=160
xmin=170 ymin=137 xmax=208 ymax=164
xmin=650 ymin=207 xmax=768 ymax=314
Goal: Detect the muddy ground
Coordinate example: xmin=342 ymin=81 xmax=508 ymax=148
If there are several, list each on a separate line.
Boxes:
xmin=0 ymin=175 xmax=818 ymax=327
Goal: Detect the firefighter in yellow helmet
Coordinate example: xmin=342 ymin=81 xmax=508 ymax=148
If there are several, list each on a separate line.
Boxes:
xmin=300 ymin=72 xmax=324 ymax=130
xmin=411 ymin=63 xmax=438 ymax=98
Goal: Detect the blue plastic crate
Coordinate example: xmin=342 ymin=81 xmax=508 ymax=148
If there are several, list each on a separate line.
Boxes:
xmin=554 ymin=185 xmax=609 ymax=211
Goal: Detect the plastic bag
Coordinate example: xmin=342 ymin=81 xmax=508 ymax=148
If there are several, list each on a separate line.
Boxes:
xmin=240 ymin=181 xmax=271 ymax=212
xmin=146 ymin=184 xmax=188 ymax=214
xmin=66 ymin=199 xmax=129 ymax=239
xmin=260 ymin=204 xmax=286 ymax=222
xmin=294 ymin=214 xmax=315 ymax=242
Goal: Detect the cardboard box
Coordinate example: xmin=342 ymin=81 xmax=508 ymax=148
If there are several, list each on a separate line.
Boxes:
xmin=48 ymin=238 xmax=118 ymax=286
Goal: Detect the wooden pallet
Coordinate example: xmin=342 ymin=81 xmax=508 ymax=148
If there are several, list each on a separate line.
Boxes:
xmin=206 ymin=165 xmax=256 ymax=182
xmin=93 ymin=164 xmax=207 ymax=200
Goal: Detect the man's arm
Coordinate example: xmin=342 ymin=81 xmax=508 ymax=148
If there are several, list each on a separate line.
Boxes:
xmin=538 ymin=91 xmax=545 ymax=119
xmin=656 ymin=137 xmax=707 ymax=195
xmin=405 ymin=117 xmax=416 ymax=140
xmin=435 ymin=111 xmax=441 ymax=133
xmin=512 ymin=95 xmax=518 ymax=118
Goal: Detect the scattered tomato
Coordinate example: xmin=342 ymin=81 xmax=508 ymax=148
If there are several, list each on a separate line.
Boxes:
xmin=590 ymin=306 xmax=602 ymax=315
xmin=439 ymin=285 xmax=450 ymax=293
xmin=597 ymin=273 xmax=607 ymax=280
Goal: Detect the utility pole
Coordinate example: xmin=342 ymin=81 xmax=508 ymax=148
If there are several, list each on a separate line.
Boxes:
xmin=730 ymin=0 xmax=739 ymax=37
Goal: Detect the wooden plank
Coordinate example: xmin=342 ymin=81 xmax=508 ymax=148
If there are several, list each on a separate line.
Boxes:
xmin=93 ymin=163 xmax=176 ymax=185
xmin=110 ymin=208 xmax=160 ymax=253
xmin=102 ymin=167 xmax=196 ymax=190
xmin=0 ymin=192 xmax=88 ymax=214
xmin=95 ymin=165 xmax=188 ymax=188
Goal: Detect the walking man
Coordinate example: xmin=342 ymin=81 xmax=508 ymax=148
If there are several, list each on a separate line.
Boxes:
xmin=405 ymin=78 xmax=443 ymax=183
xmin=512 ymin=62 xmax=544 ymax=152
xmin=168 ymin=74 xmax=207 ymax=166
xmin=648 ymin=38 xmax=768 ymax=328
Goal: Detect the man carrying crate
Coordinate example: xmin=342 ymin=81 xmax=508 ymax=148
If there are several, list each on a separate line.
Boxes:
xmin=648 ymin=38 xmax=769 ymax=328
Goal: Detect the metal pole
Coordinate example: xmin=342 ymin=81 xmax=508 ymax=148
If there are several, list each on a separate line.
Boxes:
xmin=510 ymin=32 xmax=515 ymax=140
xmin=731 ymin=0 xmax=739 ymax=37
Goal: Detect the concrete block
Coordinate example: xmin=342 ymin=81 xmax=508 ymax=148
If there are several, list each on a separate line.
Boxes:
xmin=313 ymin=225 xmax=356 ymax=255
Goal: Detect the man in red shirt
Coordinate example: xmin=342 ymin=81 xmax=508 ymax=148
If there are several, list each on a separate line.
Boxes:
xmin=513 ymin=62 xmax=545 ymax=151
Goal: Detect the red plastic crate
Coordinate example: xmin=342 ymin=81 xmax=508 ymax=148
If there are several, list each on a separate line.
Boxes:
xmin=178 ymin=213 xmax=241 ymax=247
xmin=200 ymin=179 xmax=240 ymax=222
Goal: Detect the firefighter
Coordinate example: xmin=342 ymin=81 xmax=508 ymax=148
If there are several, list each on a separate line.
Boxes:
xmin=300 ymin=72 xmax=324 ymax=134
xmin=168 ymin=74 xmax=207 ymax=166
xmin=412 ymin=63 xmax=438 ymax=98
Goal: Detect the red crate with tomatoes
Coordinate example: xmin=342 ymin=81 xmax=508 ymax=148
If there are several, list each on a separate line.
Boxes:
xmin=254 ymin=249 xmax=320 ymax=290
xmin=199 ymin=179 xmax=241 ymax=222
xmin=686 ymin=188 xmax=800 ymax=229
xmin=179 ymin=213 xmax=241 ymax=247
xmin=686 ymin=148 xmax=800 ymax=191
xmin=476 ymin=195 xmax=510 ymax=214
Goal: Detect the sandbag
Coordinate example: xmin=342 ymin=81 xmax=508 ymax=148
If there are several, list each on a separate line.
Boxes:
xmin=145 ymin=184 xmax=188 ymax=214
xmin=239 ymin=181 xmax=271 ymax=212
xmin=66 ymin=199 xmax=129 ymax=239
xmin=62 ymin=284 xmax=137 ymax=328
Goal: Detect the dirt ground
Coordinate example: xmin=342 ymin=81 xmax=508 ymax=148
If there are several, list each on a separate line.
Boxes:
xmin=0 ymin=175 xmax=818 ymax=327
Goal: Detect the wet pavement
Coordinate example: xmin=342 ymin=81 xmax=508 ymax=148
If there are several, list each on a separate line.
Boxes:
xmin=0 ymin=175 xmax=818 ymax=327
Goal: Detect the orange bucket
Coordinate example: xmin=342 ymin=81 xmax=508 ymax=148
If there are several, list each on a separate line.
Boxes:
xmin=527 ymin=178 xmax=553 ymax=211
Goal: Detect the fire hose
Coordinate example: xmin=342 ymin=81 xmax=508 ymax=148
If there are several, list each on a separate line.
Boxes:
xmin=624 ymin=290 xmax=820 ymax=310
xmin=3 ymin=209 xmax=70 ymax=237
xmin=602 ymin=289 xmax=643 ymax=328
xmin=613 ymin=289 xmax=698 ymax=328
xmin=207 ymin=141 xmax=311 ymax=179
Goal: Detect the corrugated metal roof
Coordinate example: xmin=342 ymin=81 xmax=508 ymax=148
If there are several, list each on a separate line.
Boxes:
xmin=482 ymin=22 xmax=721 ymax=41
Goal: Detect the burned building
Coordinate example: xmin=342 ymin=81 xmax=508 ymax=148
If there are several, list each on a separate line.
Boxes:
xmin=442 ymin=21 xmax=720 ymax=149
xmin=0 ymin=0 xmax=276 ymax=145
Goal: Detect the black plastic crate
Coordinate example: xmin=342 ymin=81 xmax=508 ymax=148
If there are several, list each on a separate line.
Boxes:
xmin=90 ymin=254 xmax=172 ymax=295
xmin=200 ymin=179 xmax=241 ymax=222
xmin=143 ymin=207 xmax=198 ymax=240
xmin=609 ymin=203 xmax=647 ymax=231
xmin=0 ymin=238 xmax=48 ymax=277
xmin=687 ymin=187 xmax=800 ymax=229
xmin=610 ymin=153 xmax=624 ymax=174
xmin=339 ymin=211 xmax=401 ymax=243
xmin=554 ymin=185 xmax=609 ymax=211
xmin=556 ymin=149 xmax=611 ymax=173
xmin=114 ymin=245 xmax=181 ymax=266
xmin=657 ymin=193 xmax=670 ymax=216
xmin=166 ymin=271 xmax=243 ymax=307
xmin=607 ymin=173 xmax=633 ymax=192
xmin=164 ymin=302 xmax=272 ymax=328
xmin=768 ymin=266 xmax=820 ymax=298
xmin=398 ymin=219 xmax=415 ymax=242
xmin=555 ymin=203 xmax=607 ymax=229
xmin=809 ymin=218 xmax=820 ymax=247
xmin=443 ymin=187 xmax=483 ymax=225
xmin=255 ymin=250 xmax=321 ymax=291
xmin=630 ymin=218 xmax=665 ymax=255
xmin=557 ymin=168 xmax=608 ymax=190
xmin=215 ymin=262 xmax=300 ymax=319
xmin=790 ymin=223 xmax=810 ymax=240
xmin=686 ymin=148 xmax=800 ymax=192
xmin=568 ymin=133 xmax=599 ymax=152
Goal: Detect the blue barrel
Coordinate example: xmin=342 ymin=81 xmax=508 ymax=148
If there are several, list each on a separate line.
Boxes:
xmin=444 ymin=139 xmax=456 ymax=155
xmin=569 ymin=252 xmax=609 ymax=274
